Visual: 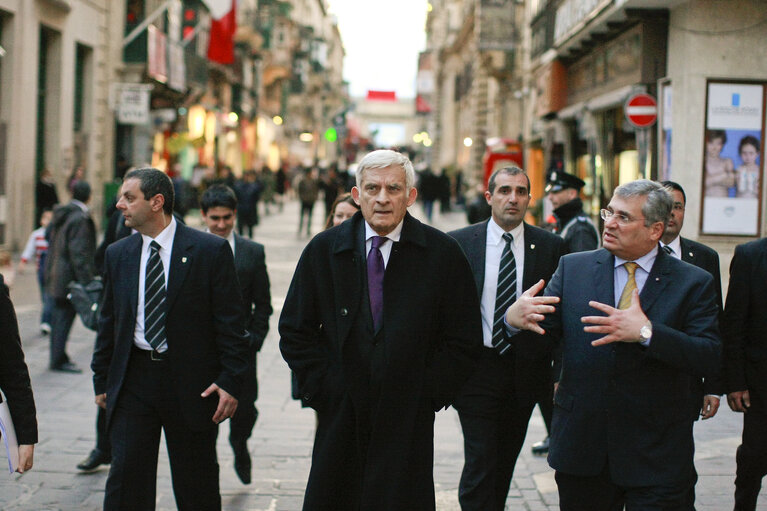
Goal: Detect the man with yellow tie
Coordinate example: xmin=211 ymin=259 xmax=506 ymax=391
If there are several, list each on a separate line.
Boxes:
xmin=505 ymin=179 xmax=721 ymax=510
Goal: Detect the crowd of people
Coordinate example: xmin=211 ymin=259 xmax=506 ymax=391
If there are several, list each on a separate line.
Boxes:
xmin=0 ymin=149 xmax=765 ymax=511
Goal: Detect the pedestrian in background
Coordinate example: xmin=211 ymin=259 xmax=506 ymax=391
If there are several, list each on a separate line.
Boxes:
xmin=234 ymin=169 xmax=262 ymax=238
xmin=0 ymin=273 xmax=37 ymax=474
xmin=45 ymin=180 xmax=96 ymax=373
xmin=18 ymin=208 xmax=54 ymax=335
xmin=201 ymin=184 xmax=273 ymax=485
xmin=35 ymin=168 xmax=58 ymax=227
xmin=296 ymin=166 xmax=319 ymax=237
xmin=280 ymin=149 xmax=482 ymax=510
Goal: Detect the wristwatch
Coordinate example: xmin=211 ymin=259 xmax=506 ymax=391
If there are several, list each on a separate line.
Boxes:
xmin=639 ymin=322 xmax=652 ymax=342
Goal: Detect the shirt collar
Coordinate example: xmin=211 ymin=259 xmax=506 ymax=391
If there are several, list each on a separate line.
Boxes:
xmin=364 ymin=219 xmax=404 ymax=243
xmin=487 ymin=219 xmax=524 ymax=246
xmin=663 ymin=236 xmax=682 ymax=258
xmin=142 ymin=215 xmax=177 ymax=252
xmin=71 ymin=199 xmax=88 ymax=212
xmin=205 ymin=228 xmax=236 ymax=256
xmin=614 ymin=244 xmax=658 ymax=274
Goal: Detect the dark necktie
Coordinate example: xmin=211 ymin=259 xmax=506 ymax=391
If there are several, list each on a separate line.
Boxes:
xmin=367 ymin=236 xmax=386 ymax=331
xmin=662 ymin=245 xmax=673 ymax=255
xmin=144 ymin=241 xmax=168 ymax=351
xmin=492 ymin=232 xmax=516 ymax=354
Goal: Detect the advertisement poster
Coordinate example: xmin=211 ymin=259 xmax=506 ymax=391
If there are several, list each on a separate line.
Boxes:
xmin=701 ymin=81 xmax=765 ymax=235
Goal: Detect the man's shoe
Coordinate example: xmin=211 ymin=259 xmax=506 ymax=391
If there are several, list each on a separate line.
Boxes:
xmin=50 ymin=361 xmax=83 ymax=373
xmin=232 ymin=442 xmax=252 ymax=484
xmin=531 ymin=436 xmax=549 ymax=456
xmin=76 ymin=449 xmax=111 ymax=471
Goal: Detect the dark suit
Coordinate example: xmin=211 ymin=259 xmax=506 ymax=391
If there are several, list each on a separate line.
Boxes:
xmin=91 ymin=222 xmax=249 ymax=510
xmin=678 ymin=237 xmax=724 ymax=412
xmin=449 ymin=220 xmax=564 ymax=510
xmin=722 ymin=238 xmax=767 ymax=510
xmin=45 ymin=201 xmax=96 ymax=367
xmin=279 ymin=212 xmax=482 ymax=510
xmin=538 ymin=247 xmax=720 ymax=508
xmin=0 ymin=274 xmax=37 ymax=445
xmin=229 ymin=234 xmax=272 ymax=447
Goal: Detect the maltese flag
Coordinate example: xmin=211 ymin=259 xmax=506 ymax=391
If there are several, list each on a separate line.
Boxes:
xmin=202 ymin=0 xmax=236 ymax=64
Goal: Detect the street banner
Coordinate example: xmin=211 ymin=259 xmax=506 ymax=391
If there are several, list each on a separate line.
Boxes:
xmin=700 ymin=80 xmax=765 ymax=236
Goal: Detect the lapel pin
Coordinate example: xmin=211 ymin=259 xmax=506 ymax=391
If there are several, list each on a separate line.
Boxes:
xmin=688 ymin=252 xmax=693 ymax=258
xmin=655 ymin=277 xmax=660 ymax=281
xmin=182 ymin=257 xmax=187 ymax=263
xmin=530 ymin=244 xmax=535 ymax=250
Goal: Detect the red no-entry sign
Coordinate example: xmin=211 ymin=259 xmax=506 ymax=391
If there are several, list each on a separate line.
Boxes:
xmin=625 ymin=93 xmax=658 ymax=128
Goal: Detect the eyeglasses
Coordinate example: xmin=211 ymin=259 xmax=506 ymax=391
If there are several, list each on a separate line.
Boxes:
xmin=600 ymin=209 xmax=645 ymax=225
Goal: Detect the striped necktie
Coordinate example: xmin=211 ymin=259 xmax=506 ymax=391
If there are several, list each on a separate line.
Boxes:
xmin=662 ymin=245 xmax=673 ymax=256
xmin=618 ymin=262 xmax=638 ymax=310
xmin=492 ymin=232 xmax=516 ymax=354
xmin=144 ymin=240 xmax=168 ymax=351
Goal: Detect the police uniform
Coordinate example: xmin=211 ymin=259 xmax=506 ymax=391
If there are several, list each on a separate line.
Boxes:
xmin=545 ymin=172 xmax=599 ymax=255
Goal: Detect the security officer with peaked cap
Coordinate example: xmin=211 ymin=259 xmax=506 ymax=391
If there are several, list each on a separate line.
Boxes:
xmin=545 ymin=171 xmax=599 ymax=255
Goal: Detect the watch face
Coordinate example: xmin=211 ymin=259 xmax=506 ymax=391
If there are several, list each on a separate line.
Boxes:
xmin=640 ymin=325 xmax=652 ymax=339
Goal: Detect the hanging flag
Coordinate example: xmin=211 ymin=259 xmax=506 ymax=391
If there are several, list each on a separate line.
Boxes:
xmin=202 ymin=0 xmax=236 ymax=65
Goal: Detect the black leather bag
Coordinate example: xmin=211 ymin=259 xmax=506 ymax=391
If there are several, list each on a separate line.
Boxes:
xmin=66 ymin=279 xmax=103 ymax=331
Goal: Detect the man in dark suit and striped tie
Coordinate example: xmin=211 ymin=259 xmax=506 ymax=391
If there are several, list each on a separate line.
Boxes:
xmin=449 ymin=166 xmax=564 ymax=510
xmin=91 ymin=168 xmax=249 ymax=510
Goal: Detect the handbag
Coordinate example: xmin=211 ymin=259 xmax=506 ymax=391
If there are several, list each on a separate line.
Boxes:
xmin=66 ymin=279 xmax=103 ymax=331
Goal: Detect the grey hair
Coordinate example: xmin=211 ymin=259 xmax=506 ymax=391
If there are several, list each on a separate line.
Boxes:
xmin=613 ymin=179 xmax=672 ymax=227
xmin=355 ymin=149 xmax=415 ymax=190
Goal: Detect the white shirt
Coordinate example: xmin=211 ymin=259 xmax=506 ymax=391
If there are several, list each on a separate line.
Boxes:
xmin=133 ymin=216 xmax=177 ymax=352
xmin=364 ymin=220 xmax=404 ymax=268
xmin=661 ymin=236 xmax=682 ymax=260
xmin=613 ymin=245 xmax=658 ymax=346
xmin=205 ymin=228 xmax=236 ymax=257
xmin=481 ymin=220 xmax=525 ymax=348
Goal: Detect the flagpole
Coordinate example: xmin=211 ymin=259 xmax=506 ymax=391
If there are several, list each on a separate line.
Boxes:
xmin=122 ymin=0 xmax=174 ymax=48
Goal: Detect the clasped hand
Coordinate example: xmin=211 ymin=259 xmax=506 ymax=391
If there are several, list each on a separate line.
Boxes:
xmin=581 ymin=289 xmax=649 ymax=346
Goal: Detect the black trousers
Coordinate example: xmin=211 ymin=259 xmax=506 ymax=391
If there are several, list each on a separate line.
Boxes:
xmin=734 ymin=383 xmax=767 ymax=511
xmin=454 ymin=349 xmax=536 ymax=511
xmin=50 ymin=298 xmax=76 ymax=367
xmin=556 ymin=467 xmax=691 ymax=511
xmin=229 ymin=352 xmax=258 ymax=447
xmin=104 ymin=348 xmax=220 ymax=511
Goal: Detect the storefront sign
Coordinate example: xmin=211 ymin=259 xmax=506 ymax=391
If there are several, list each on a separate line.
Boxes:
xmin=116 ymin=85 xmax=152 ymax=125
xmin=700 ymin=80 xmax=765 ymax=236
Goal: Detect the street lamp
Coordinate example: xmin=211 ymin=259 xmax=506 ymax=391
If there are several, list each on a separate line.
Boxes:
xmin=464 ymin=137 xmax=473 ymax=147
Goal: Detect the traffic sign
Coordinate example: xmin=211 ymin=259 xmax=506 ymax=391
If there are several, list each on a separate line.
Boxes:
xmin=625 ymin=93 xmax=658 ymax=128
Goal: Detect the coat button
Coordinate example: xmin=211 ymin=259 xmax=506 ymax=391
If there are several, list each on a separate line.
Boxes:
xmin=340 ymin=308 xmax=348 ymax=317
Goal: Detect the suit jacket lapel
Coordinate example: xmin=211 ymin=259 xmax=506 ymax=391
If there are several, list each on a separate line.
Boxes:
xmin=594 ymin=249 xmax=615 ymax=307
xmin=464 ymin=222 xmax=488 ymax=297
xmin=124 ymin=234 xmax=142 ymax=319
xmin=166 ymin=224 xmax=193 ymax=311
xmin=680 ymin=237 xmax=693 ymax=264
xmin=333 ymin=214 xmax=364 ymax=347
xmin=522 ymin=223 xmax=541 ymax=290
xmin=639 ymin=247 xmax=672 ymax=313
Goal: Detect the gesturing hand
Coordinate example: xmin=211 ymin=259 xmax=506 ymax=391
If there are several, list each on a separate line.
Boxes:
xmin=504 ymin=279 xmax=559 ymax=335
xmin=202 ymin=383 xmax=238 ymax=424
xmin=582 ymin=289 xmax=649 ymax=346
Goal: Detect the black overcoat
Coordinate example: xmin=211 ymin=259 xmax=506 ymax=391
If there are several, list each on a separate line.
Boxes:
xmin=280 ymin=211 xmax=482 ymax=510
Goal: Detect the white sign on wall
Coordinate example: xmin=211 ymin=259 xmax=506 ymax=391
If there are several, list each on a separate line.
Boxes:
xmin=116 ymin=86 xmax=152 ymax=125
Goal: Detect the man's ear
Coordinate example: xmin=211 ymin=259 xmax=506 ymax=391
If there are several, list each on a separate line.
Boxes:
xmin=351 ymin=186 xmax=361 ymax=205
xmin=407 ymin=187 xmax=418 ymax=207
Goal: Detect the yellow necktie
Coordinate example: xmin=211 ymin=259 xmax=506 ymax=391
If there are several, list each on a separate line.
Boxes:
xmin=618 ymin=262 xmax=638 ymax=310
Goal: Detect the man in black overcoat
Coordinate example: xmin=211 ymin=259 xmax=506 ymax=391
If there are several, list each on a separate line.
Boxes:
xmin=280 ymin=149 xmax=482 ymax=510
